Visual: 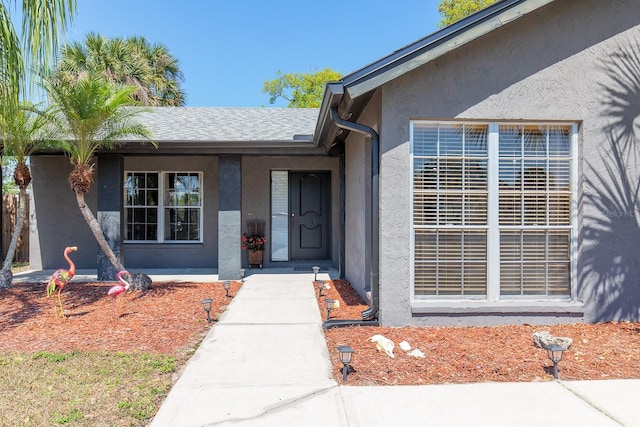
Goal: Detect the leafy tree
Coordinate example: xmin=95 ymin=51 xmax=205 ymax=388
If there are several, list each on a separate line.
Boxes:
xmin=41 ymin=76 xmax=155 ymax=273
xmin=0 ymin=103 xmax=57 ymax=287
xmin=55 ymin=32 xmax=185 ymax=106
xmin=438 ymin=0 xmax=498 ymax=27
xmin=262 ymin=68 xmax=342 ymax=108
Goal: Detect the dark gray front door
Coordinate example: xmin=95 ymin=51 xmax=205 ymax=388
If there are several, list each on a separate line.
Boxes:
xmin=290 ymin=172 xmax=330 ymax=260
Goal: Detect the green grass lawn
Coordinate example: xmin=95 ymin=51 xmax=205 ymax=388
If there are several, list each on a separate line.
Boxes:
xmin=0 ymin=351 xmax=178 ymax=426
xmin=10 ymin=261 xmax=30 ymax=274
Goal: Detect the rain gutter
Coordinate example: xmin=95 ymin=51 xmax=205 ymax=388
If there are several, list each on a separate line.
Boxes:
xmin=342 ymin=0 xmax=555 ymax=98
xmin=322 ymin=105 xmax=380 ymax=329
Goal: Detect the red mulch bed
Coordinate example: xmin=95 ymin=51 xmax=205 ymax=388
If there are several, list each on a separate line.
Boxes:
xmin=0 ymin=280 xmax=240 ymax=355
xmin=3 ymin=278 xmax=639 ymax=386
xmin=319 ymin=280 xmax=640 ymax=385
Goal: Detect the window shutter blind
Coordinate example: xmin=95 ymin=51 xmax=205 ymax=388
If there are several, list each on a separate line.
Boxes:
xmin=497 ymin=124 xmax=572 ymax=296
xmin=413 ymin=123 xmax=488 ymax=297
xmin=412 ymin=121 xmax=574 ymax=299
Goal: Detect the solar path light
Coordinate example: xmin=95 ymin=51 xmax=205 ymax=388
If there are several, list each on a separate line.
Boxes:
xmin=337 ymin=345 xmax=354 ymax=381
xmin=542 ymin=343 xmax=566 ymax=379
xmin=317 ymin=280 xmax=326 ymax=298
xmin=325 ymin=298 xmax=336 ymax=321
xmin=223 ymin=280 xmax=231 ymax=298
xmin=202 ymin=298 xmax=213 ymax=323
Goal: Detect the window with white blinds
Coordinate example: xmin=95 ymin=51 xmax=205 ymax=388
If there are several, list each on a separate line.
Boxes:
xmin=497 ymin=124 xmax=572 ymax=296
xmin=413 ymin=123 xmax=489 ymax=297
xmin=411 ymin=122 xmax=576 ymax=299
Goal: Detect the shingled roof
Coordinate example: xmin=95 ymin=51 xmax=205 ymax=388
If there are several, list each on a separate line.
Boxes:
xmin=135 ymin=107 xmax=319 ymax=142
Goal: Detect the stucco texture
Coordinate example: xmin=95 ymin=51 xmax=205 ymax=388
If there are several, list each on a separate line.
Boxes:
xmin=122 ymin=156 xmax=218 ymax=269
xmin=30 ymin=156 xmax=99 ymax=270
xmin=374 ymin=0 xmax=640 ymax=325
xmin=31 ymin=155 xmax=220 ymax=270
xmin=241 ymin=156 xmax=340 ymax=268
xmin=31 ymin=153 xmax=341 ymax=271
xmin=344 ymin=93 xmax=377 ymax=301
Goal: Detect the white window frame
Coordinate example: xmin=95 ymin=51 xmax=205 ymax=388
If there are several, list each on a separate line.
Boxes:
xmin=410 ymin=121 xmax=578 ymax=302
xmin=124 ymin=171 xmax=203 ymax=243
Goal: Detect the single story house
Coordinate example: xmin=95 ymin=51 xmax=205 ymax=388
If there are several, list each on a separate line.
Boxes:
xmin=30 ymin=0 xmax=640 ymax=325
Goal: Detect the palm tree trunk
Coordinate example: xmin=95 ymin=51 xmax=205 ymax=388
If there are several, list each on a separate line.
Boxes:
xmin=74 ymin=191 xmax=125 ymax=272
xmin=0 ymin=188 xmax=27 ymax=288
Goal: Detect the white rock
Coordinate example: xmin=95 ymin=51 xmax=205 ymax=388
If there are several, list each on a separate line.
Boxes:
xmin=409 ymin=348 xmax=426 ymax=358
xmin=399 ymin=341 xmax=412 ymax=351
xmin=370 ymin=334 xmax=395 ymax=358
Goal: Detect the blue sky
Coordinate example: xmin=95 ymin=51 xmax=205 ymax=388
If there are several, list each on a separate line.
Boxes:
xmin=66 ymin=1 xmax=442 ymax=107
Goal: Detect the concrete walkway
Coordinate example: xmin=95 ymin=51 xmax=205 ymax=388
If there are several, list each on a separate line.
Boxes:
xmin=150 ymin=270 xmax=343 ymax=426
xmin=148 ymin=270 xmax=640 ymax=427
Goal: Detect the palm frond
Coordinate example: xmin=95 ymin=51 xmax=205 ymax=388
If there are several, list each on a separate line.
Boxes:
xmin=21 ymin=0 xmax=76 ymax=74
xmin=0 ymin=101 xmax=61 ymax=163
xmin=53 ymin=32 xmax=185 ymax=106
xmin=0 ymin=4 xmax=23 ymax=111
xmin=40 ymin=75 xmax=154 ymax=166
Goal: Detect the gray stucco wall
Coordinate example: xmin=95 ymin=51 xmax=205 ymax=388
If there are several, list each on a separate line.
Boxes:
xmin=123 ymin=156 xmax=218 ymax=269
xmin=31 ymin=153 xmax=341 ymax=271
xmin=241 ymin=156 xmax=340 ymax=268
xmin=97 ymin=154 xmax=123 ymax=280
xmin=344 ymin=92 xmax=379 ymax=302
xmin=375 ymin=0 xmax=640 ymax=325
xmin=31 ymin=155 xmax=219 ymax=270
xmin=30 ymin=156 xmax=100 ymax=269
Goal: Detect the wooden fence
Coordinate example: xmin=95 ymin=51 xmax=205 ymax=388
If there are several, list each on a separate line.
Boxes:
xmin=2 ymin=193 xmax=29 ymax=263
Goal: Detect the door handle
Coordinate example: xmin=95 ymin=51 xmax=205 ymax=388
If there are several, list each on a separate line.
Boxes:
xmin=290 ymin=213 xmax=295 ymax=231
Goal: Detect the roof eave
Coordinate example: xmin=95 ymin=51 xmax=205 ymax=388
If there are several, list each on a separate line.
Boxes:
xmin=342 ymin=0 xmax=555 ymax=99
xmin=313 ymin=82 xmax=346 ymax=151
xmin=33 ymin=139 xmax=325 ymax=156
xmin=116 ymin=139 xmax=321 ymax=152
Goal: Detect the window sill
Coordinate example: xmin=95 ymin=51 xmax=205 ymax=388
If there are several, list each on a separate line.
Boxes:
xmin=411 ymin=299 xmax=584 ymax=316
xmin=124 ymin=241 xmax=204 ymax=245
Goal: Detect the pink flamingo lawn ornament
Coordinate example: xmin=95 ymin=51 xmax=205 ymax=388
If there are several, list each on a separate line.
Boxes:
xmin=46 ymin=246 xmax=78 ymax=319
xmin=108 ymin=270 xmax=131 ymax=317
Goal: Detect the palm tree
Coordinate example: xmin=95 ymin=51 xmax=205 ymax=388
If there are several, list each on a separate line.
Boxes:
xmin=41 ymin=76 xmax=155 ymax=272
xmin=0 ymin=0 xmax=75 ymax=289
xmin=55 ymin=33 xmax=145 ymax=87
xmin=0 ymin=103 xmax=55 ymax=287
xmin=127 ymin=36 xmax=185 ymax=106
xmin=0 ymin=0 xmax=76 ymax=113
xmin=55 ymin=32 xmax=185 ymax=106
